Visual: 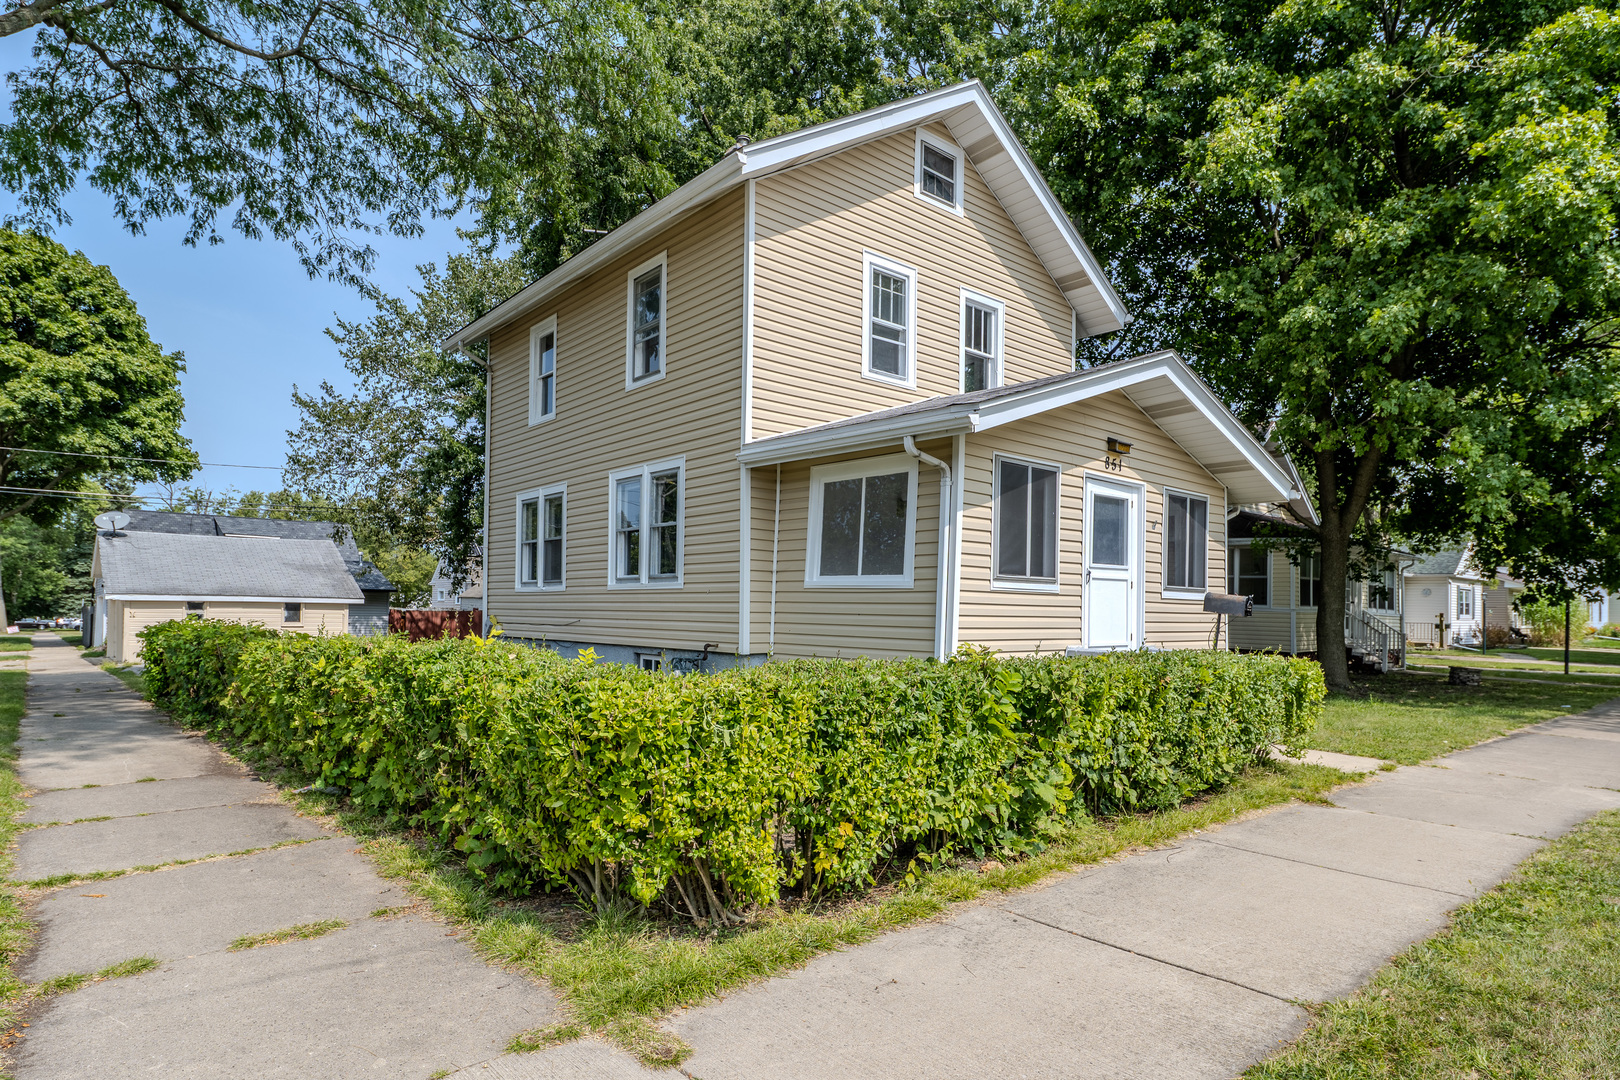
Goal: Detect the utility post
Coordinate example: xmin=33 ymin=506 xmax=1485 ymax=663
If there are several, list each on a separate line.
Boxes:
xmin=1565 ymin=597 xmax=1572 ymax=676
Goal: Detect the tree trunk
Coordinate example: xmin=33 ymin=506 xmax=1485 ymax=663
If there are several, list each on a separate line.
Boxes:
xmin=1315 ymin=520 xmax=1353 ymax=693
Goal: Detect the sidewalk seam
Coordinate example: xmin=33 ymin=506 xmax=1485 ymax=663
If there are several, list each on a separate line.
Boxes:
xmin=1189 ymin=838 xmax=1474 ymax=899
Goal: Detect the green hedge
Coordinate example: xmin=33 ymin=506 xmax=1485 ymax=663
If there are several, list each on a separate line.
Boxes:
xmin=140 ymin=620 xmax=1323 ymax=924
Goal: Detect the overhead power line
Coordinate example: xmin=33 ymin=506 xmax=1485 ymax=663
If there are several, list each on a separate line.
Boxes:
xmin=0 ymin=445 xmax=284 ymax=470
xmin=0 ymin=486 xmax=352 ymax=516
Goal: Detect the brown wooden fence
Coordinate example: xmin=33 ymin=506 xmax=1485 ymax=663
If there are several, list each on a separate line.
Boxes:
xmin=388 ymin=608 xmax=483 ymax=642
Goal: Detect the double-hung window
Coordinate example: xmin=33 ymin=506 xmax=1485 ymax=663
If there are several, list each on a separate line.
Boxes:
xmin=807 ymin=454 xmax=918 ymax=587
xmin=1369 ymin=568 xmax=1397 ymax=611
xmin=626 ymin=253 xmax=666 ymax=387
xmin=517 ymin=485 xmax=566 ymax=589
xmin=995 ymin=457 xmax=1059 ymax=586
xmin=1163 ymin=490 xmax=1208 ymax=594
xmin=1456 ymin=584 xmax=1474 ymax=618
xmin=863 ymin=253 xmax=916 ymax=386
xmin=961 ymin=290 xmax=1003 ymax=393
xmin=529 ymin=317 xmax=557 ymax=423
xmin=1228 ymin=545 xmax=1269 ymax=606
xmin=1298 ymin=552 xmax=1323 ymax=607
xmin=610 ymin=460 xmax=682 ymax=586
xmin=915 ymin=132 xmax=964 ymax=213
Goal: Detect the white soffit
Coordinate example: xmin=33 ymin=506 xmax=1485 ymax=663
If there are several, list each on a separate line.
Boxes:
xmin=445 ymin=81 xmax=1127 ymax=350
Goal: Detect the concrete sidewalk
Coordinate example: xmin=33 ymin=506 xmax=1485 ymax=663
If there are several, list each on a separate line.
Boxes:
xmin=13 ymin=635 xmax=1620 ymax=1079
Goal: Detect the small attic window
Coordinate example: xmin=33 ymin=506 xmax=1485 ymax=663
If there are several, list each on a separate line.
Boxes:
xmin=915 ymin=132 xmax=964 ymax=214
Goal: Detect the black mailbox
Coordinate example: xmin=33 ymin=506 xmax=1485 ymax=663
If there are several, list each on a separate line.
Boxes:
xmin=1203 ymin=592 xmax=1254 ymax=617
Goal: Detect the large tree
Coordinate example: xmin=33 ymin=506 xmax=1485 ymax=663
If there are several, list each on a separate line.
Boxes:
xmin=1020 ymin=0 xmax=1620 ymax=688
xmin=0 ymin=227 xmax=195 ymax=625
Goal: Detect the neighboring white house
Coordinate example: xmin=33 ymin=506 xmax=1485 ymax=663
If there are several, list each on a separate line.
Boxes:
xmin=1404 ymin=547 xmax=1492 ymax=647
xmin=428 ymin=551 xmax=484 ymax=612
xmin=92 ymin=530 xmax=364 ymax=663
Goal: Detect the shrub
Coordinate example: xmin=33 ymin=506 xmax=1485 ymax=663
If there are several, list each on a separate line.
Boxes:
xmin=139 ymin=621 xmax=1323 ymax=925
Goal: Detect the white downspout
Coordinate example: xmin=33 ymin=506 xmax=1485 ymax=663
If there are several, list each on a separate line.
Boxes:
xmin=770 ymin=463 xmax=780 ymax=654
xmin=904 ymin=435 xmax=952 ymax=661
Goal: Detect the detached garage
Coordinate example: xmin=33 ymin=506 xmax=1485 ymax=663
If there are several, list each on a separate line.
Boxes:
xmin=92 ymin=530 xmax=363 ymax=663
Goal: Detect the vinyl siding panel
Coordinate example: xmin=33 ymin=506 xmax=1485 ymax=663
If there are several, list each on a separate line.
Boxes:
xmin=111 ymin=601 xmax=347 ymax=663
xmin=487 ymin=190 xmax=747 ymax=652
xmin=957 ymin=391 xmax=1225 ymax=653
xmin=750 ymin=127 xmax=1076 ymax=438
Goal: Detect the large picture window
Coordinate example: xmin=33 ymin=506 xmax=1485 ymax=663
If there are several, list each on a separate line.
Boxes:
xmin=806 ymin=455 xmax=918 ymax=587
xmin=995 ymin=457 xmax=1058 ymax=585
xmin=609 ymin=460 xmax=683 ymax=586
xmin=1163 ymin=490 xmax=1208 ymax=593
xmin=625 ymin=253 xmax=667 ymax=388
xmin=862 ymin=253 xmax=916 ymax=386
xmin=1229 ymin=545 xmax=1269 ymax=606
xmin=529 ymin=317 xmax=556 ymax=423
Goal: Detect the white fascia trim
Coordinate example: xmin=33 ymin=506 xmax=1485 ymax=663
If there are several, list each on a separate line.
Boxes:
xmin=738 ymin=411 xmax=979 ymax=467
xmin=104 ymin=595 xmax=363 ymax=604
xmin=861 ymin=250 xmax=919 ymax=389
xmin=528 ymin=315 xmax=558 ymax=425
xmin=804 ymin=453 xmax=919 ymax=589
xmin=914 ymin=128 xmax=966 ymax=217
xmin=739 ymin=83 xmax=986 ymax=177
xmin=625 ymin=251 xmax=669 ymax=391
xmin=959 ymin=287 xmax=1007 ymax=392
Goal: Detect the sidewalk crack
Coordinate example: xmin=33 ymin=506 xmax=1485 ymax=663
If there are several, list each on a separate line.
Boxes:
xmin=1189 ymin=838 xmax=1473 ymax=898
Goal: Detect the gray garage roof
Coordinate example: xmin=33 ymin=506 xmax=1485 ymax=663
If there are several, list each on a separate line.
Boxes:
xmin=122 ymin=510 xmax=393 ymax=592
xmin=1407 ymin=548 xmax=1471 ymax=577
xmin=96 ymin=531 xmax=364 ymax=602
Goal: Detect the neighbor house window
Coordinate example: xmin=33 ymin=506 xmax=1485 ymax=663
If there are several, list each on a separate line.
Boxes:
xmin=283 ymin=603 xmax=302 ymax=623
xmin=961 ymin=291 xmax=1003 ymax=393
xmin=807 ymin=454 xmax=918 ymax=587
xmin=529 ymin=318 xmax=557 ymax=423
xmin=1298 ymin=552 xmax=1323 ymax=607
xmin=1228 ymin=546 xmax=1269 ymax=606
xmin=185 ymin=601 xmax=205 ymax=619
xmin=1163 ymin=491 xmax=1208 ymax=593
xmin=626 ymin=254 xmax=666 ymax=386
xmin=1456 ymin=585 xmax=1474 ymax=618
xmin=995 ymin=457 xmax=1058 ymax=585
xmin=610 ymin=460 xmax=683 ymax=586
xmin=1369 ymin=568 xmax=1398 ymax=611
xmin=863 ymin=253 xmax=916 ymax=386
xmin=915 ymin=132 xmax=963 ymax=211
xmin=518 ymin=485 xmax=566 ymax=589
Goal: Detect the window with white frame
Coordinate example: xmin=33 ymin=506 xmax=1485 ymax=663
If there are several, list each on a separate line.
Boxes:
xmin=807 ymin=454 xmax=918 ymax=587
xmin=1369 ymin=567 xmax=1398 ymax=610
xmin=961 ymin=291 xmax=1003 ymax=392
xmin=283 ymin=602 xmax=302 ymax=623
xmin=626 ymin=254 xmax=666 ymax=386
xmin=529 ymin=319 xmax=556 ymax=423
xmin=915 ymin=131 xmax=963 ymax=212
xmin=1456 ymin=584 xmax=1475 ymax=618
xmin=610 ymin=460 xmax=682 ymax=586
xmin=995 ymin=457 xmax=1058 ymax=585
xmin=1298 ymin=552 xmax=1323 ymax=607
xmin=1163 ymin=491 xmax=1208 ymax=593
xmin=518 ymin=486 xmax=566 ymax=589
xmin=1229 ymin=545 xmax=1269 ymax=606
xmin=863 ymin=253 xmax=916 ymax=386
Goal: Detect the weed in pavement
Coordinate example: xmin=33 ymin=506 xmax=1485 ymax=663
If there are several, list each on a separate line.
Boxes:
xmin=34 ymin=956 xmax=161 ymax=998
xmin=229 ymin=920 xmax=347 ymax=951
xmin=1251 ymin=810 xmax=1620 ymax=1078
xmin=508 ymin=1022 xmax=586 ymax=1052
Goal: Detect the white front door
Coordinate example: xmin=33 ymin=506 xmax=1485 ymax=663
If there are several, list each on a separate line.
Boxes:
xmin=1084 ymin=479 xmax=1140 ymax=650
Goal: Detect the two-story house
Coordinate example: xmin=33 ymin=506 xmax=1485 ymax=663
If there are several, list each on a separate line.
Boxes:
xmin=443 ymin=81 xmax=1305 ymax=668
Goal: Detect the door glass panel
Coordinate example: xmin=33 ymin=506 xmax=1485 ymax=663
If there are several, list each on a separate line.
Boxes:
xmin=1091 ymin=494 xmax=1128 ymax=567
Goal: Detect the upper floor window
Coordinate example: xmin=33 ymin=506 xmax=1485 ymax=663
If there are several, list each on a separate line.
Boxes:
xmin=518 ymin=484 xmax=566 ymax=589
xmin=529 ymin=317 xmax=556 ymax=423
xmin=862 ymin=252 xmax=916 ymax=387
xmin=1163 ymin=490 xmax=1208 ymax=594
xmin=915 ymin=131 xmax=964 ymax=214
xmin=1229 ymin=545 xmax=1269 ymax=607
xmin=961 ymin=290 xmax=1003 ymax=393
xmin=610 ymin=459 xmax=682 ymax=586
xmin=995 ymin=457 xmax=1058 ymax=587
xmin=626 ymin=253 xmax=666 ymax=388
xmin=806 ymin=454 xmax=917 ymax=588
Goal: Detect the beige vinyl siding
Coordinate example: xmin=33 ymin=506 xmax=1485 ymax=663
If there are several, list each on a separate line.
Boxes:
xmin=750 ymin=127 xmax=1076 ymax=438
xmin=110 ymin=601 xmax=346 ymax=663
xmin=487 ymin=190 xmax=747 ymax=651
xmin=1228 ymin=546 xmax=1294 ymax=653
xmin=748 ymin=442 xmax=947 ymax=659
xmin=957 ymin=391 xmax=1225 ymax=653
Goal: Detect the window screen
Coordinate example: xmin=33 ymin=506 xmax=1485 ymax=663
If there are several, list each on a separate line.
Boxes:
xmin=1164 ymin=493 xmax=1208 ymax=590
xmin=996 ymin=460 xmax=1058 ymax=581
xmin=632 ymin=267 xmax=662 ymax=380
xmin=535 ymin=331 xmax=556 ymax=416
xmin=519 ymin=497 xmax=539 ymax=585
xmin=542 ymin=494 xmax=564 ymax=585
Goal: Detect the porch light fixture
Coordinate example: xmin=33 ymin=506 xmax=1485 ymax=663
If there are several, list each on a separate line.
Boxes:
xmin=1107 ymin=437 xmax=1132 ymax=455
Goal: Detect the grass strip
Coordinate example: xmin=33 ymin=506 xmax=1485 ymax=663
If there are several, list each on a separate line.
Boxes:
xmin=1310 ymin=672 xmax=1617 ymax=764
xmin=98 ymin=663 xmax=144 ymax=697
xmin=0 ymin=672 xmax=30 ymax=1047
xmin=302 ymin=759 xmax=1349 ymax=1067
xmin=0 ymin=641 xmax=30 ymax=654
xmin=1250 ymin=809 xmax=1620 ymax=1079
xmin=228 ymin=919 xmax=347 ymax=952
xmin=36 ymin=956 xmax=160 ymax=998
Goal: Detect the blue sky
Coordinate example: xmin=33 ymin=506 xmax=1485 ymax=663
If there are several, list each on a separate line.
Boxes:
xmin=14 ymin=186 xmax=477 ymax=507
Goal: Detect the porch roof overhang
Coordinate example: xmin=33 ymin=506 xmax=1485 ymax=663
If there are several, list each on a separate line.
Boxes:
xmin=735 ymin=350 xmax=1302 ymax=506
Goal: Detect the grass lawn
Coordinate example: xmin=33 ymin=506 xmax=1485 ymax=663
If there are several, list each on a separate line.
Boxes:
xmin=1425 ymin=645 xmax=1620 ymax=670
xmin=1250 ymin=809 xmax=1620 ymax=1079
xmin=100 ymin=663 xmax=145 ymax=697
xmin=1309 ymin=671 xmax=1618 ymax=764
xmin=0 ymin=671 xmax=28 ymax=1043
xmin=0 ymin=639 xmax=30 ymax=653
xmin=53 ymin=633 xmax=82 ymax=648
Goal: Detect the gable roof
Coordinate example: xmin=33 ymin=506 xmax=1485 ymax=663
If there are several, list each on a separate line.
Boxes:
xmin=95 ymin=531 xmax=365 ymax=603
xmin=444 ymin=81 xmax=1128 ymax=350
xmin=1408 ymin=547 xmax=1475 ymax=578
xmin=122 ymin=510 xmax=393 ymax=592
xmin=734 ymin=350 xmax=1301 ymax=505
